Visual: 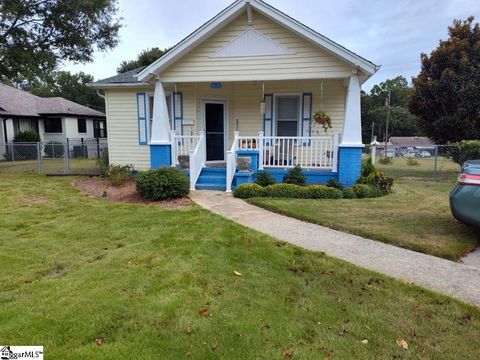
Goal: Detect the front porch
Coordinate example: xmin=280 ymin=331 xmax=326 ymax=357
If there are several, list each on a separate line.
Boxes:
xmin=147 ymin=77 xmax=363 ymax=191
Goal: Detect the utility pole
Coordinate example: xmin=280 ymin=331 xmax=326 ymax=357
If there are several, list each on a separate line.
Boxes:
xmin=384 ymin=90 xmax=391 ymax=155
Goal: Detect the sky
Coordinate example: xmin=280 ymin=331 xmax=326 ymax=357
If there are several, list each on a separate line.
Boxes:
xmin=63 ymin=0 xmax=480 ymax=91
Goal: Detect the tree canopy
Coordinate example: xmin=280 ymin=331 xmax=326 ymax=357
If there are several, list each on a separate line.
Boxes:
xmin=408 ymin=17 xmax=480 ymax=144
xmin=117 ymin=47 xmax=168 ymax=73
xmin=0 ymin=0 xmax=121 ymax=84
xmin=361 ymin=76 xmax=421 ymax=144
xmin=24 ymin=71 xmax=105 ymax=112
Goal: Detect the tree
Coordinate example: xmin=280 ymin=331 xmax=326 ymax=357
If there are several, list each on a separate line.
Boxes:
xmin=117 ymin=47 xmax=168 ymax=73
xmin=0 ymin=0 xmax=121 ymax=84
xmin=408 ymin=17 xmax=480 ymax=144
xmin=25 ymin=71 xmax=105 ymax=112
xmin=361 ymin=76 xmax=421 ymax=143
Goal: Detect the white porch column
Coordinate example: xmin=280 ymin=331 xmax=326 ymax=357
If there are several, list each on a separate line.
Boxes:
xmin=150 ymin=80 xmax=171 ymax=144
xmin=341 ymin=75 xmax=363 ymax=147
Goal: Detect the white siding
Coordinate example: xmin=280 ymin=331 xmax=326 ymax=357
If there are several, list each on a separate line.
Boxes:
xmin=64 ymin=117 xmax=95 ymax=139
xmin=105 ymin=89 xmax=151 ymax=170
xmin=160 ymin=11 xmax=352 ymax=82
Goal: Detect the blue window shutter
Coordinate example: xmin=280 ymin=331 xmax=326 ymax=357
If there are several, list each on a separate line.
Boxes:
xmin=302 ymin=93 xmax=313 ymax=137
xmin=173 ymin=92 xmax=184 ymax=135
xmin=263 ymin=94 xmax=273 ymax=144
xmin=137 ymin=93 xmax=148 ymax=145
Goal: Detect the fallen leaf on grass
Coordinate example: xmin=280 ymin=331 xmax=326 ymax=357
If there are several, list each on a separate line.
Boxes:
xmin=185 ymin=326 xmax=192 ymax=334
xmin=199 ymin=309 xmax=209 ymax=316
xmin=234 ymin=270 xmax=242 ymax=276
xmin=321 ymin=270 xmax=335 ymax=276
xmin=361 ymin=339 xmax=369 ymax=345
xmin=396 ymin=338 xmax=408 ymax=350
xmin=282 ymin=348 xmax=294 ymax=357
xmin=95 ymin=338 xmax=104 ymax=346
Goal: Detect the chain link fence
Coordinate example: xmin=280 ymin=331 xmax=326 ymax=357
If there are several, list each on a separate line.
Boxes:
xmin=366 ymin=144 xmax=462 ymax=182
xmin=0 ymin=139 xmax=108 ymax=175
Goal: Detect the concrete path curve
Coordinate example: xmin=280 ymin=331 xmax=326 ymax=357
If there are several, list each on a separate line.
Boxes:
xmin=190 ymin=191 xmax=480 ymax=307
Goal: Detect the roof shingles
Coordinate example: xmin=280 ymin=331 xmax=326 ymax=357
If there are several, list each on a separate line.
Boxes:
xmin=0 ymin=83 xmax=105 ymax=118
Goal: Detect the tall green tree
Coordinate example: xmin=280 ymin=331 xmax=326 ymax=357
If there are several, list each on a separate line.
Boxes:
xmin=117 ymin=47 xmax=168 ymax=73
xmin=408 ymin=17 xmax=480 ymax=144
xmin=0 ymin=0 xmax=121 ymax=84
xmin=362 ymin=76 xmax=421 ymax=143
xmin=25 ymin=71 xmax=105 ymax=112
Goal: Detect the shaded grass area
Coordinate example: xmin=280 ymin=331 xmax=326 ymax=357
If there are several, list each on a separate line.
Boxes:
xmin=0 ymin=174 xmax=479 ymax=359
xmin=249 ymin=180 xmax=479 ymax=261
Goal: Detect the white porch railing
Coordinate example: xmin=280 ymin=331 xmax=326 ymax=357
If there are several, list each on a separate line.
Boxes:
xmin=170 ymin=131 xmax=201 ymax=166
xmin=189 ymin=131 xmax=206 ymax=191
xmin=226 ymin=131 xmax=240 ymax=192
xmin=262 ymin=134 xmax=339 ymax=170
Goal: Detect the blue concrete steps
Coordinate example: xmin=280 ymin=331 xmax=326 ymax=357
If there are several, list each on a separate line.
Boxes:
xmin=195 ymin=167 xmax=226 ymax=191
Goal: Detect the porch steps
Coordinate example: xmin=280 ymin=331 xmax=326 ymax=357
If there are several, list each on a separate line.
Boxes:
xmin=195 ymin=167 xmax=227 ymax=191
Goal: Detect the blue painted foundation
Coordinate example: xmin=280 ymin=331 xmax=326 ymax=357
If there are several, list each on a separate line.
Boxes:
xmin=236 ymin=150 xmax=259 ymax=172
xmin=259 ymin=169 xmax=338 ymax=185
xmin=150 ymin=145 xmax=172 ymax=169
xmin=338 ymin=146 xmax=362 ymax=187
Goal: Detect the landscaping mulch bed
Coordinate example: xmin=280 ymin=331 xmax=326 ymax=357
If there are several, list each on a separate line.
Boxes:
xmin=73 ymin=177 xmax=192 ymax=208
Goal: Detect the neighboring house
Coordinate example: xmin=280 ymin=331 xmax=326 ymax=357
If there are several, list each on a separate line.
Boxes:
xmin=389 ymin=136 xmax=434 ymax=151
xmin=0 ymin=83 xmax=107 ymax=145
xmin=91 ymin=0 xmax=379 ymax=191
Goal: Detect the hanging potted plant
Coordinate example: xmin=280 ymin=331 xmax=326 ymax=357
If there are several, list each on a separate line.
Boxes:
xmin=312 ymin=111 xmax=332 ymax=132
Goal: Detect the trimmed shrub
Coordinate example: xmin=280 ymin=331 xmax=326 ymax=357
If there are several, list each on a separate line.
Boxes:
xmin=234 ymin=183 xmax=265 ymax=199
xmin=352 ymin=184 xmax=383 ymax=199
xmin=357 ymin=171 xmax=394 ymax=195
xmin=361 ymin=157 xmax=376 ymax=177
xmin=406 ymin=157 xmax=420 ymax=166
xmin=264 ymin=184 xmax=308 ymax=198
xmin=326 ymin=179 xmax=344 ymax=190
xmin=255 ymin=172 xmax=275 ymax=187
xmin=44 ymin=141 xmax=65 ymax=158
xmin=378 ymin=157 xmax=393 ymax=165
xmin=107 ymin=165 xmax=132 ymax=186
xmin=14 ymin=130 xmax=40 ymax=142
xmin=307 ymin=185 xmax=343 ymax=199
xmin=342 ymin=187 xmax=356 ymax=199
xmin=283 ymin=166 xmax=306 ymax=186
xmin=446 ymin=140 xmax=480 ymax=165
xmin=136 ymin=167 xmax=190 ymax=200
xmin=12 ymin=130 xmax=40 ymax=160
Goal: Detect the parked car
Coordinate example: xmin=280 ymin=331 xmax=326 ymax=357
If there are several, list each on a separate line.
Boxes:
xmin=450 ymin=160 xmax=480 ymax=227
xmin=403 ymin=150 xmax=421 ymax=158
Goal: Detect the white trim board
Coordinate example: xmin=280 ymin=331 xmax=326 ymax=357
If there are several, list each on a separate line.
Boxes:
xmin=136 ymin=0 xmax=379 ymax=83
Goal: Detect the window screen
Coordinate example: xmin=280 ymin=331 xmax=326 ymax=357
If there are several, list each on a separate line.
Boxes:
xmin=276 ymin=96 xmax=299 ymax=136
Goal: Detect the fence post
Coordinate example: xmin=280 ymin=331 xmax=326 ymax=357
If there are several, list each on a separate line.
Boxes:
xmin=258 ymin=131 xmax=264 ymax=170
xmin=11 ymin=143 xmax=15 ymax=164
xmin=96 ymin=138 xmax=100 ymax=158
xmin=36 ymin=142 xmax=41 ymax=173
xmin=63 ymin=141 xmax=69 ymax=174
xmin=371 ymin=145 xmax=376 ymax=165
xmin=433 ymin=145 xmax=439 ymax=182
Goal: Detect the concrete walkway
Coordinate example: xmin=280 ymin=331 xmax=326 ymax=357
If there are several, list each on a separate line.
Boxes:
xmin=190 ymin=191 xmax=480 ymax=307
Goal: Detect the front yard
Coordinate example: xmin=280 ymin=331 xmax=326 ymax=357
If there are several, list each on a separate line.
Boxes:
xmin=249 ymin=180 xmax=479 ymax=260
xmin=0 ymin=174 xmax=479 ymax=359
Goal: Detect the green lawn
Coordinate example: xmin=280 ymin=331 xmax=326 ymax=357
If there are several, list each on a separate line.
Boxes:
xmin=376 ymin=157 xmax=460 ymax=182
xmin=249 ymin=180 xmax=479 ymax=261
xmin=0 ymin=158 xmax=100 ymax=174
xmin=0 ymin=174 xmax=479 ymax=359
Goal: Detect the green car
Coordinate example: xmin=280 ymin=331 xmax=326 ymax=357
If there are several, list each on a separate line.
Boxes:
xmin=450 ymin=160 xmax=480 ymax=227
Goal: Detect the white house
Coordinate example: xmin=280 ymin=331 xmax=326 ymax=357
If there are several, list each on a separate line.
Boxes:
xmin=92 ymin=0 xmax=379 ymax=191
xmin=0 ymin=83 xmax=107 ymax=145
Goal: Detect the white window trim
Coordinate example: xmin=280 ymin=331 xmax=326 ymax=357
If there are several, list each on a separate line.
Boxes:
xmin=272 ymin=93 xmax=302 ymax=137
